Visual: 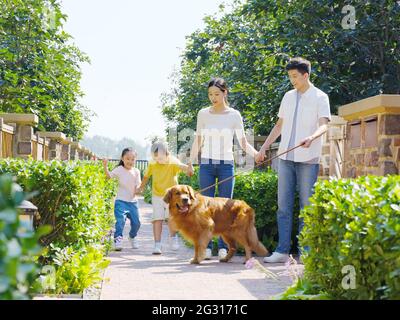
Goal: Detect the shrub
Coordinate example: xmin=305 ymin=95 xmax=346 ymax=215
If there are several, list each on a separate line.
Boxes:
xmin=0 ymin=159 xmax=117 ymax=294
xmin=44 ymin=244 xmax=110 ymax=294
xmin=0 ymin=159 xmax=116 ymax=249
xmin=0 ymin=174 xmax=50 ymax=299
xmin=298 ymin=175 xmax=400 ymax=300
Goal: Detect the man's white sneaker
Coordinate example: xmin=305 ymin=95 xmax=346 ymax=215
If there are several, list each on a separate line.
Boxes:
xmin=152 ymin=242 xmax=162 ymax=255
xmin=114 ymin=236 xmax=123 ymax=251
xmin=218 ymin=248 xmax=228 ymax=260
xmin=169 ymin=235 xmax=179 ymax=251
xmin=263 ymin=252 xmax=289 ymax=263
xmin=205 ymin=248 xmax=212 ymax=260
xmin=129 ymin=236 xmax=139 ymax=249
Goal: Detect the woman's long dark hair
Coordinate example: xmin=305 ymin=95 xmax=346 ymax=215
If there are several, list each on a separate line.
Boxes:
xmin=118 ymin=148 xmax=137 ymax=167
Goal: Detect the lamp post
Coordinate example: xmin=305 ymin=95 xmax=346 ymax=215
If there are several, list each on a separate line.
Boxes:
xmin=17 ymin=200 xmax=38 ymax=233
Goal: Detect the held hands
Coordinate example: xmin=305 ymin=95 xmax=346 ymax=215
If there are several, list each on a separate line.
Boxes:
xmin=136 ymin=186 xmax=144 ymax=195
xmin=187 ymin=162 xmax=194 ymax=177
xmin=255 ymin=151 xmax=265 ymax=164
xmin=255 ymin=146 xmax=268 ymax=164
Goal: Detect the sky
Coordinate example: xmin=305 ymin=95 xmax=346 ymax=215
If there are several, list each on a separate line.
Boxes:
xmin=60 ymin=0 xmax=231 ymax=147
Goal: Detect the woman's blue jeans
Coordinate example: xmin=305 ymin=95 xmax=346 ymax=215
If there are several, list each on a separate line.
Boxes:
xmin=199 ymin=158 xmax=234 ymax=250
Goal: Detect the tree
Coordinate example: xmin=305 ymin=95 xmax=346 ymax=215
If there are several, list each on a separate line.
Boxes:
xmin=0 ymin=0 xmax=92 ymax=140
xmin=161 ymin=0 xmax=400 ymax=137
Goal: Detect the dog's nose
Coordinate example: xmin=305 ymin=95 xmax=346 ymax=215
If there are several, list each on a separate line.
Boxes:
xmin=182 ymin=197 xmax=189 ymax=204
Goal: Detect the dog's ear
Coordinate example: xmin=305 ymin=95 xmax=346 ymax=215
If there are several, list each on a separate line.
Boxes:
xmin=187 ymin=185 xmax=196 ymax=200
xmin=163 ymin=188 xmax=172 ymax=204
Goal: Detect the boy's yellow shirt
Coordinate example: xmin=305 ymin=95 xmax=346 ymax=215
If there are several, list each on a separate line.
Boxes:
xmin=144 ymin=156 xmax=183 ymax=197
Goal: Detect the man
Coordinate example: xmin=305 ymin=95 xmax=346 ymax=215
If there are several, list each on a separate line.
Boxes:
xmin=255 ymin=57 xmax=331 ymax=263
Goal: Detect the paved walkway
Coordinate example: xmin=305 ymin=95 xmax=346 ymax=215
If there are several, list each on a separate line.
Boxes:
xmin=100 ymin=197 xmax=296 ymax=300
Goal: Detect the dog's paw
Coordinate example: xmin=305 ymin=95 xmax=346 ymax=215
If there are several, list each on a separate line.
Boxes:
xmin=219 ymin=258 xmax=230 ymax=263
xmin=190 ymin=258 xmax=200 ymax=264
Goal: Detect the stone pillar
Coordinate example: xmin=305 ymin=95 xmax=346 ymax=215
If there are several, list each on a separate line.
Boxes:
xmin=339 ymin=94 xmax=400 ymax=177
xmin=0 ymin=113 xmax=38 ymax=159
xmin=61 ymin=137 xmax=73 ymax=161
xmin=326 ymin=116 xmax=347 ymax=178
xmin=78 ymin=147 xmax=85 ymax=160
xmin=37 ymin=132 xmax=66 ymax=160
xmin=35 ymin=134 xmax=45 ymax=161
xmin=42 ymin=138 xmax=50 ymax=160
xmin=378 ymin=113 xmax=400 ymax=175
xmin=83 ymin=148 xmax=91 ymax=160
xmin=70 ymin=142 xmax=81 ymax=160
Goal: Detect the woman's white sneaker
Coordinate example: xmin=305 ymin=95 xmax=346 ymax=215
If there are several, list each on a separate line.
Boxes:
xmin=218 ymin=248 xmax=228 ymax=260
xmin=263 ymin=252 xmax=289 ymax=263
xmin=169 ymin=235 xmax=179 ymax=251
xmin=205 ymin=248 xmax=212 ymax=260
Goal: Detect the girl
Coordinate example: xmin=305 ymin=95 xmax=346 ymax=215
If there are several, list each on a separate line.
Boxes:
xmin=137 ymin=141 xmax=193 ymax=254
xmin=103 ymin=148 xmax=141 ymax=251
xmin=189 ymin=78 xmax=259 ymax=260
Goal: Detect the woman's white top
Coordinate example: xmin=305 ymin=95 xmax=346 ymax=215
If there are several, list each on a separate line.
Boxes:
xmin=195 ymin=106 xmax=246 ymax=161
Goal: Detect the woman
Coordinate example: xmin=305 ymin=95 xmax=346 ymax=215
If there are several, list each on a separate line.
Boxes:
xmin=189 ymin=78 xmax=259 ymax=260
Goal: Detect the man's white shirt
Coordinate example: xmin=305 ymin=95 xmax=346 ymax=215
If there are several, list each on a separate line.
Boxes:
xmin=278 ymin=84 xmax=331 ymax=162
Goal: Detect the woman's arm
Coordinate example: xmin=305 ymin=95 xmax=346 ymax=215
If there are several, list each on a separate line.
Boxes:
xmin=189 ymin=134 xmax=202 ymax=164
xmin=238 ymin=137 xmax=258 ymax=158
xmin=102 ymin=159 xmax=112 ymax=180
xmin=177 ymin=163 xmax=194 ymax=176
xmin=255 ymin=118 xmax=283 ymax=163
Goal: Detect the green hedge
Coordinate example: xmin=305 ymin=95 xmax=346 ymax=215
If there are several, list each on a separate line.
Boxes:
xmin=159 ymin=166 xmax=300 ymax=252
xmin=0 ymin=159 xmax=117 ymax=294
xmin=298 ymin=175 xmax=400 ymax=300
xmin=0 ymin=174 xmax=50 ymax=299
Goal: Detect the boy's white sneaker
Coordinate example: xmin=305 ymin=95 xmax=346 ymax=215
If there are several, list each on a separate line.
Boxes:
xmin=218 ymin=248 xmax=228 ymax=260
xmin=263 ymin=252 xmax=289 ymax=263
xmin=169 ymin=235 xmax=179 ymax=251
xmin=152 ymin=242 xmax=162 ymax=255
xmin=129 ymin=236 xmax=139 ymax=249
xmin=114 ymin=236 xmax=123 ymax=251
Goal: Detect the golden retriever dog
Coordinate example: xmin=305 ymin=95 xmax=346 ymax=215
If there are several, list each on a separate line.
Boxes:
xmin=163 ymin=185 xmax=268 ymax=264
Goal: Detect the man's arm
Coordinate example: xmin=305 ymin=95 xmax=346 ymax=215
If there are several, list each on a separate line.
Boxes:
xmin=255 ymin=118 xmax=283 ymax=163
xmin=299 ymin=117 xmax=329 ymax=148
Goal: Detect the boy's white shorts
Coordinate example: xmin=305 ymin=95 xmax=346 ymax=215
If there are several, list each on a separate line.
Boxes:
xmin=152 ymin=196 xmax=169 ymax=222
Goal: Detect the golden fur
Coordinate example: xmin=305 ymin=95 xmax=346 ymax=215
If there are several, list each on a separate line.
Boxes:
xmin=164 ymin=185 xmax=268 ymax=264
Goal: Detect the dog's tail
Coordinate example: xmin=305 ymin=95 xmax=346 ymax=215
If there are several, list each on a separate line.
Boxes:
xmin=246 ymin=208 xmax=269 ymax=257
